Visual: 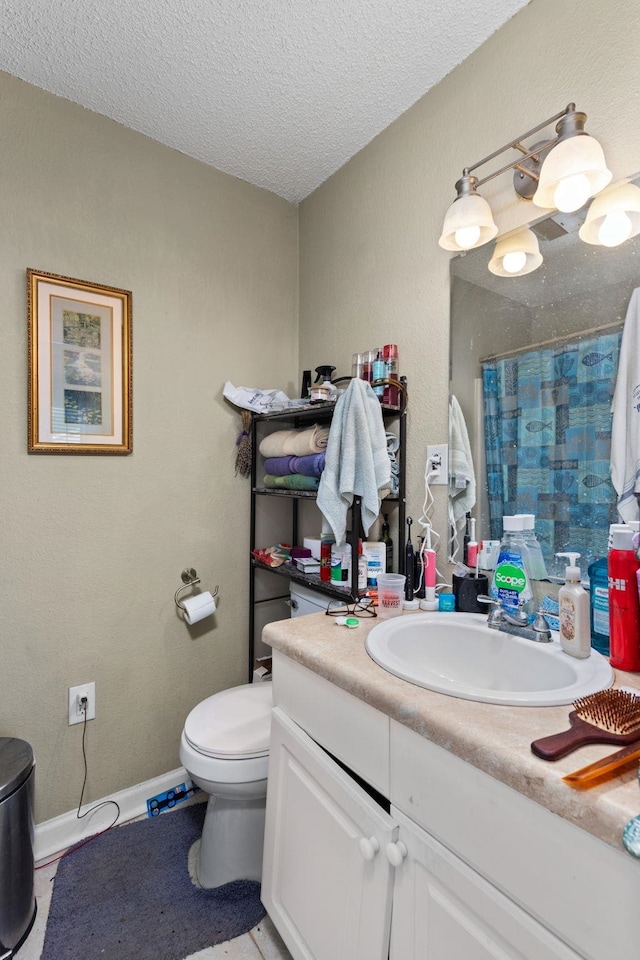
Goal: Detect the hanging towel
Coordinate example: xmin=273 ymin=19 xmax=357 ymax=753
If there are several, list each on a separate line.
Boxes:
xmin=448 ymin=394 xmax=476 ymax=526
xmin=317 ymin=378 xmax=391 ymax=546
xmin=258 ymin=425 xmax=330 ymax=459
xmin=611 ymin=288 xmax=640 ymax=523
xmin=263 ymin=453 xmax=326 ymax=478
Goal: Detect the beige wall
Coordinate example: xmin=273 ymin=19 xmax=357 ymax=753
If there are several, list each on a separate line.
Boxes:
xmin=298 ymin=0 xmax=640 ymax=568
xmin=0 ymin=72 xmax=298 ymax=822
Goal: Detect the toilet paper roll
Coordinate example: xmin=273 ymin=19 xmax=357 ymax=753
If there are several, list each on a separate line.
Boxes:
xmin=182 ymin=591 xmax=216 ymax=625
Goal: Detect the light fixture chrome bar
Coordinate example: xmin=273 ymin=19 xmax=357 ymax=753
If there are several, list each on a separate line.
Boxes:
xmin=464 ymin=104 xmax=574 ymax=182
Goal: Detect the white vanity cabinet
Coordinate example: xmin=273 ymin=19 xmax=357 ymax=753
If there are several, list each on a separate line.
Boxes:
xmin=263 ymin=651 xmax=639 ymax=960
xmin=262 ymin=708 xmax=396 ymax=960
xmin=389 ymin=808 xmax=581 ymax=960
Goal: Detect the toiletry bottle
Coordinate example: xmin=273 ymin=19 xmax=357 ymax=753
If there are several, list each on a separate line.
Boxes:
xmin=380 ymin=514 xmax=394 ymax=573
xmin=372 ymin=349 xmax=386 ymax=398
xmin=363 ymin=541 xmax=386 ymax=590
xmin=320 ymin=534 xmax=335 ymax=583
xmin=556 ymin=553 xmax=590 ymax=659
xmin=357 ymin=540 xmax=368 ymax=593
xmin=608 ymin=524 xmax=640 ymax=672
xmin=351 ymin=353 xmax=363 ymax=379
xmin=587 ymin=556 xmax=609 ymax=656
xmin=489 ymin=515 xmax=535 ymax=621
xmin=382 ymin=344 xmax=399 ymax=408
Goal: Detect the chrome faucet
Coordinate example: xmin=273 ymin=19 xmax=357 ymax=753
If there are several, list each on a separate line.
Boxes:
xmin=477 ymin=596 xmax=553 ymax=643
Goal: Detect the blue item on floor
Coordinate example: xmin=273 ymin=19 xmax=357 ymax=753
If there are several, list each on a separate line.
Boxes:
xmin=40 ymin=803 xmax=265 ymax=960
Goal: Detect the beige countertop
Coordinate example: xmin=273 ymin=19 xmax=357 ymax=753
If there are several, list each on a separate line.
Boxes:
xmin=263 ymin=610 xmax=640 ymax=855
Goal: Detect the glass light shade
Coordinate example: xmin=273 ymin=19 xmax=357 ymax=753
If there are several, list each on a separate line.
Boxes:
xmin=488 ymin=227 xmax=543 ymax=277
xmin=579 ymin=181 xmax=640 ymax=247
xmin=532 ymin=135 xmax=612 ymax=212
xmin=439 ymin=192 xmax=498 ymax=251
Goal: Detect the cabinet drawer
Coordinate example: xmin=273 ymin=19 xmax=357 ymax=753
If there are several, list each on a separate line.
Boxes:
xmin=391 ymin=719 xmax=639 ymax=960
xmin=272 ymin=651 xmax=390 ymax=795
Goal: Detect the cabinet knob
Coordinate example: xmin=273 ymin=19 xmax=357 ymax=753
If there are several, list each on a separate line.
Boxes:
xmin=359 ymin=836 xmax=380 ymax=861
xmin=386 ymin=840 xmax=408 ymax=867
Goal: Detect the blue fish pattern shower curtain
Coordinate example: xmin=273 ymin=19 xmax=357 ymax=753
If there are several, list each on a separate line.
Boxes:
xmin=482 ymin=330 xmax=621 ymax=572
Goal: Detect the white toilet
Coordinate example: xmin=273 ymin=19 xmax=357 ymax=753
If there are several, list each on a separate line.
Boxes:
xmin=179 ymin=584 xmax=330 ymax=889
xmin=179 ymin=681 xmax=273 ymax=889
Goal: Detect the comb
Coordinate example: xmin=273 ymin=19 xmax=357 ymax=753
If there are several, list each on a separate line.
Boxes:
xmin=531 ymin=689 xmax=640 ymax=761
xmin=562 ymin=739 xmax=640 ymax=788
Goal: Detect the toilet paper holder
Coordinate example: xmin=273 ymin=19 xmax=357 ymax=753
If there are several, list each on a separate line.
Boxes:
xmin=174 ymin=568 xmax=219 ymax=611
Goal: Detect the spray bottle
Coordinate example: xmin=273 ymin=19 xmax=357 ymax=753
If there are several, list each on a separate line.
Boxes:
xmin=556 ymin=553 xmax=590 ymax=659
xmin=608 ymin=524 xmax=640 ymax=671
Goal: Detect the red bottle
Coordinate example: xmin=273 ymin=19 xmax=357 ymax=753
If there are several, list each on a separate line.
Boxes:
xmin=608 ymin=524 xmax=640 ymax=672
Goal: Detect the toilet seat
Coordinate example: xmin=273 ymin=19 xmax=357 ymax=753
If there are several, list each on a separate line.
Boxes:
xmin=184 ymin=682 xmax=272 ymax=760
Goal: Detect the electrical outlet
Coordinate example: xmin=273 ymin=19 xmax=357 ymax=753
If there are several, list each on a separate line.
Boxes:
xmin=68 ymin=682 xmax=96 ymax=725
xmin=426 ymin=444 xmax=449 ymax=485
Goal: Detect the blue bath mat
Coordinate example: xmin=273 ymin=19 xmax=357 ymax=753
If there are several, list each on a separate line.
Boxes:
xmin=41 ymin=802 xmax=265 ymax=960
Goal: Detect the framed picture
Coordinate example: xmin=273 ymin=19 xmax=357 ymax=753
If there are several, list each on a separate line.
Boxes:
xmin=27 ymin=269 xmax=132 ymax=454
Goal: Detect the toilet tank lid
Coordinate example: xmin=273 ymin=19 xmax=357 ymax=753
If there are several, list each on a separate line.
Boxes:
xmin=184 ymin=682 xmax=272 ymax=759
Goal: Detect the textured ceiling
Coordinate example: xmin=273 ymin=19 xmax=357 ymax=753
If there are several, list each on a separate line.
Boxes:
xmin=0 ymin=0 xmax=529 ymax=201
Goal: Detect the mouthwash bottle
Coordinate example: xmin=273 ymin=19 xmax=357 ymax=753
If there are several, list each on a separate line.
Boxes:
xmin=489 ymin=515 xmax=536 ymax=621
xmin=587 ymin=556 xmax=609 ymax=655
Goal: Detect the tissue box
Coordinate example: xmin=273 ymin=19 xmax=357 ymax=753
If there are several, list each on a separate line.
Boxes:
xmin=303 ymin=537 xmax=322 ymax=560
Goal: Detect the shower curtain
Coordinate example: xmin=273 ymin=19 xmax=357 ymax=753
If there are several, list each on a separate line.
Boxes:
xmin=482 ymin=329 xmax=621 ymax=571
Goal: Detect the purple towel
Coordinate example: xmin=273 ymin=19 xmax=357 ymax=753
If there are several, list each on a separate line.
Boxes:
xmin=263 ymin=453 xmax=325 ymax=478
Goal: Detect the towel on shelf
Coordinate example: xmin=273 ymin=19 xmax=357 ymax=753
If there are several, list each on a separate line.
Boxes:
xmin=263 ymin=474 xmax=320 ymax=491
xmin=317 ymin=378 xmax=391 ymax=546
xmin=258 ymin=425 xmax=330 ymax=459
xmin=448 ymin=394 xmax=476 ymax=525
xmin=611 ymin=288 xmax=640 ymax=523
xmin=263 ymin=453 xmax=326 ymax=478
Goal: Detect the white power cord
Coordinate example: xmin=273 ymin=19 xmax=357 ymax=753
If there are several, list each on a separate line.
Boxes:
xmin=416 ymin=456 xmax=448 ymax=593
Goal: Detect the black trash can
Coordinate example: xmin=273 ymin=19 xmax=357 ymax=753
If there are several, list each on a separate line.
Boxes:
xmin=0 ymin=739 xmax=36 ymax=958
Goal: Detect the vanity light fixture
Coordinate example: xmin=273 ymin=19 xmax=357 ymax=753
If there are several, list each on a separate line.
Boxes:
xmin=578 ymin=180 xmax=640 ymax=247
xmin=439 ymin=103 xmax=611 ymax=254
xmin=488 ymin=227 xmax=543 ymax=277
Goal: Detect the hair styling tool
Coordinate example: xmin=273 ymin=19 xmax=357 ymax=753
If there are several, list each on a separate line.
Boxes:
xmin=531 ymin=689 xmax=640 ymax=761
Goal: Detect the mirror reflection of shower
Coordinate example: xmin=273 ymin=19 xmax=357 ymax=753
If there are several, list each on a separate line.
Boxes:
xmin=449 ymin=174 xmax=640 ymax=579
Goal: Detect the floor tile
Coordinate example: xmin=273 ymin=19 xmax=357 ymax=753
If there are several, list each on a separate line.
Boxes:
xmin=250 ymin=915 xmax=294 ymax=960
xmin=185 ymin=932 xmax=263 ymax=959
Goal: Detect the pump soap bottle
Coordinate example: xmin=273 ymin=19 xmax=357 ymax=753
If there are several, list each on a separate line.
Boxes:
xmin=556 ymin=553 xmax=590 ymax=659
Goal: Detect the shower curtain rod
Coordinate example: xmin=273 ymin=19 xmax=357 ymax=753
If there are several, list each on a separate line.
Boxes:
xmin=480 ymin=319 xmax=624 ymax=363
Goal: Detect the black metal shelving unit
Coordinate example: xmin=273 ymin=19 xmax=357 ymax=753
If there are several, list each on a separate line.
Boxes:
xmin=248 ymin=378 xmax=407 ymax=677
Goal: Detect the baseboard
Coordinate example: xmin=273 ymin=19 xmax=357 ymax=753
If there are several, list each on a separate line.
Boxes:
xmin=34 ymin=766 xmax=195 ymax=862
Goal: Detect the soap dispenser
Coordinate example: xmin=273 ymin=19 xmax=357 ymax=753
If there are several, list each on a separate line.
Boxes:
xmin=556 ymin=553 xmax=590 ymax=659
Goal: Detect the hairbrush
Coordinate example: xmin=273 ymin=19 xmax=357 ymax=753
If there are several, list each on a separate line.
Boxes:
xmin=531 ymin=689 xmax=640 ymax=761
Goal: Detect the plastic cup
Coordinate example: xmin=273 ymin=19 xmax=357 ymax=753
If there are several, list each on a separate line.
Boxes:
xmin=376 ymin=574 xmax=406 ymax=619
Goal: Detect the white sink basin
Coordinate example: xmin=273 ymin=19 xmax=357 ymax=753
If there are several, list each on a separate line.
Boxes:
xmin=365 ymin=612 xmax=614 ymax=706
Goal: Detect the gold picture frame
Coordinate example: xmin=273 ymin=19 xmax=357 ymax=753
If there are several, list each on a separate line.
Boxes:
xmin=27 ymin=269 xmax=132 ymax=454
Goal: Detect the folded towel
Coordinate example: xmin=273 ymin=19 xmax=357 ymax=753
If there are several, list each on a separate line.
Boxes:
xmin=263 ymin=453 xmax=326 ymax=478
xmin=317 ymin=378 xmax=391 ymax=545
xmin=258 ymin=425 xmax=330 ymax=458
xmin=611 ymin=288 xmax=640 ymax=522
xmin=263 ymin=474 xmax=320 ymax=491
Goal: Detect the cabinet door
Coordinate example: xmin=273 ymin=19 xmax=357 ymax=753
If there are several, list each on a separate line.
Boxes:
xmin=262 ymin=708 xmax=397 ymax=960
xmin=389 ymin=808 xmax=583 ymax=960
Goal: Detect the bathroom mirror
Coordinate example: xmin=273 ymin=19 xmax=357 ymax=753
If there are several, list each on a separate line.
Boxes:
xmin=449 ymin=176 xmax=640 ymax=578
